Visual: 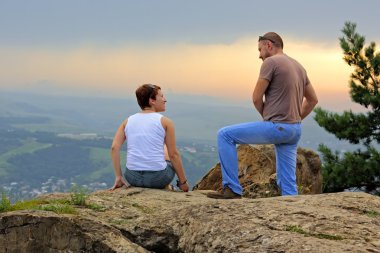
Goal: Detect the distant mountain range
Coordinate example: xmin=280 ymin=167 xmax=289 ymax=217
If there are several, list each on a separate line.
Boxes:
xmin=0 ymin=91 xmax=363 ymax=149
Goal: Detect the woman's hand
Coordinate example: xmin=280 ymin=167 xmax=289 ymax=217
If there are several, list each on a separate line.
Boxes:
xmin=110 ymin=177 xmax=129 ymax=191
xmin=177 ymin=179 xmax=189 ymax=192
xmin=179 ymin=182 xmax=189 ymax=192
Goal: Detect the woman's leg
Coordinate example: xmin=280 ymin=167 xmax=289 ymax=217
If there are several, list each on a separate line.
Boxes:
xmin=124 ymin=168 xmax=144 ymax=187
xmin=142 ymin=161 xmax=175 ymax=189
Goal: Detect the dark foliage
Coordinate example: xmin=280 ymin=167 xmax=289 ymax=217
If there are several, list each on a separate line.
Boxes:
xmin=314 ymin=22 xmax=380 ymax=194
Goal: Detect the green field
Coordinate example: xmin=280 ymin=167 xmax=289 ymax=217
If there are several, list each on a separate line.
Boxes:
xmin=88 ymin=147 xmax=122 ymax=181
xmin=0 ymin=139 xmax=51 ymax=177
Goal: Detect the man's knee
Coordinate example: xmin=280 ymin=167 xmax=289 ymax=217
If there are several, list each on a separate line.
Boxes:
xmin=217 ymin=127 xmax=228 ymax=139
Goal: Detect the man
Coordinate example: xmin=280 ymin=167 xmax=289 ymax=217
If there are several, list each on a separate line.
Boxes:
xmin=207 ymin=32 xmax=318 ymax=199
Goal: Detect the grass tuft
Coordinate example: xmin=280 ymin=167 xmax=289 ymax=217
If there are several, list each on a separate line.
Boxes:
xmin=0 ymin=192 xmax=76 ymax=214
xmin=36 ymin=204 xmax=77 ymax=214
xmin=286 ymin=225 xmax=308 ymax=235
xmin=285 ymin=225 xmax=343 ymax=241
xmin=363 ymin=210 xmax=380 ymax=218
xmin=70 ymin=184 xmax=88 ymax=206
xmin=12 ymin=199 xmax=48 ymax=211
xmin=85 ymin=203 xmax=106 ymax=212
xmin=69 ymin=184 xmax=106 ymax=211
xmin=315 ymin=233 xmax=344 ymax=240
xmin=0 ymin=188 xmax=105 ymax=215
xmin=0 ymin=192 xmax=12 ymax=212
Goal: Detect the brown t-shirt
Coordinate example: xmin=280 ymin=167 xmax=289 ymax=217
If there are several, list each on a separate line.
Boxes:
xmin=259 ymin=54 xmax=310 ymax=123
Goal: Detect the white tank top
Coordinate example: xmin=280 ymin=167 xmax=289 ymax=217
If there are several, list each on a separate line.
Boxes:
xmin=125 ymin=113 xmax=166 ymax=171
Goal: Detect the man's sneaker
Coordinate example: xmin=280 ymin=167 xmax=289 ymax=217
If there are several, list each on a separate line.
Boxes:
xmin=206 ymin=187 xmax=242 ymax=199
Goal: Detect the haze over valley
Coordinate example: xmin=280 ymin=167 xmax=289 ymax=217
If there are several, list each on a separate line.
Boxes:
xmin=0 ymin=91 xmax=363 ymax=201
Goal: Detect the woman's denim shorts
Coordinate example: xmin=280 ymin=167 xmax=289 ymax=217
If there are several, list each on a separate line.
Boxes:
xmin=124 ymin=161 xmax=175 ymax=189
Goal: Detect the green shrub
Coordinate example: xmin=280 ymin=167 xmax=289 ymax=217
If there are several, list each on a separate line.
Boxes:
xmin=0 ymin=192 xmax=12 ymax=212
xmin=69 ymin=184 xmax=88 ymax=206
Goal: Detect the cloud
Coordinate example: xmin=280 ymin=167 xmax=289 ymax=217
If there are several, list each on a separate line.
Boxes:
xmin=0 ymin=37 xmax=353 ymax=101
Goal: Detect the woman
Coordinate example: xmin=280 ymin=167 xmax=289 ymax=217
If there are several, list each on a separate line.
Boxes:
xmin=110 ymin=84 xmax=189 ymax=192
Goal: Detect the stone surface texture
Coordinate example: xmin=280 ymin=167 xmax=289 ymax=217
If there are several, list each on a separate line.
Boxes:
xmin=1 ymin=189 xmax=380 ymax=253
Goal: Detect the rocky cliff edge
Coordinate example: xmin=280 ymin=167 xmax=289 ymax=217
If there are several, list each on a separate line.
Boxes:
xmin=1 ymin=189 xmax=380 ymax=253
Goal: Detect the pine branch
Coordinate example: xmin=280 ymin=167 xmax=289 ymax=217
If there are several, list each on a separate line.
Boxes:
xmin=315 ymin=22 xmax=380 ymax=194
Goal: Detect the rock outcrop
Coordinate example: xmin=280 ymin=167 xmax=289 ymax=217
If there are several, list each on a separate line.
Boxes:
xmin=1 ymin=189 xmax=380 ymax=252
xmin=193 ymin=144 xmax=323 ymax=198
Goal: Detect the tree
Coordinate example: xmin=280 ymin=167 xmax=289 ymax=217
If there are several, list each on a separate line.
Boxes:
xmin=314 ymin=22 xmax=380 ymax=194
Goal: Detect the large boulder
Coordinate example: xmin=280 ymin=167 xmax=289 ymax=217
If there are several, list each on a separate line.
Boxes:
xmin=193 ymin=144 xmax=322 ymax=198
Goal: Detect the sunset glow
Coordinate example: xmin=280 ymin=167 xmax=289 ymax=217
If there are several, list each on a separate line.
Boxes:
xmin=0 ymin=37 xmax=353 ymax=100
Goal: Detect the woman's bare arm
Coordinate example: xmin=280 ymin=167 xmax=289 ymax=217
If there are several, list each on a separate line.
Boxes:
xmin=162 ymin=117 xmax=189 ymax=192
xmin=110 ymin=119 xmax=129 ymax=190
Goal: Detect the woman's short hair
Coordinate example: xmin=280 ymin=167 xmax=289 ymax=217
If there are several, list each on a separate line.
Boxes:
xmin=135 ymin=84 xmax=161 ymax=109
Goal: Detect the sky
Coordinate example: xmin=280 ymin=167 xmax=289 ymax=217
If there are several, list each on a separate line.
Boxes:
xmin=0 ymin=0 xmax=379 ymax=111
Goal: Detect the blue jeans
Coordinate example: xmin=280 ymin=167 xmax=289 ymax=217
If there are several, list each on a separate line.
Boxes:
xmin=124 ymin=161 xmax=175 ymax=189
xmin=218 ymin=121 xmax=301 ymax=196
